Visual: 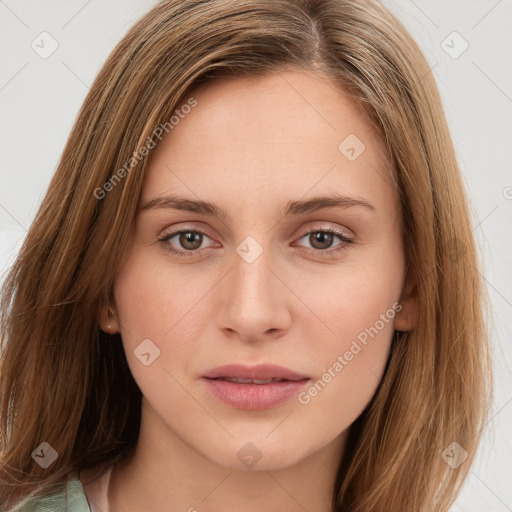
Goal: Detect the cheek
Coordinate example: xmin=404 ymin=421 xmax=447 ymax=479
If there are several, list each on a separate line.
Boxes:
xmin=112 ymin=248 xmax=216 ymax=380
xmin=111 ymin=251 xmax=205 ymax=415
xmin=114 ymin=246 xmax=208 ymax=337
xmin=292 ymin=256 xmax=401 ymax=417
xmin=296 ymin=290 xmax=397 ymax=433
xmin=296 ymin=257 xmax=402 ymax=348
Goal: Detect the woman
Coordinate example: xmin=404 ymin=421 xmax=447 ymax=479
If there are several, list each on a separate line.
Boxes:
xmin=0 ymin=0 xmax=492 ymax=511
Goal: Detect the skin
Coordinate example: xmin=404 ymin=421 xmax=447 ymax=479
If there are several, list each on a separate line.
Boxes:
xmin=84 ymin=69 xmax=418 ymax=512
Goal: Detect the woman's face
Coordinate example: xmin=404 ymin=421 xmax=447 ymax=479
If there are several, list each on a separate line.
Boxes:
xmin=110 ymin=69 xmax=417 ymax=471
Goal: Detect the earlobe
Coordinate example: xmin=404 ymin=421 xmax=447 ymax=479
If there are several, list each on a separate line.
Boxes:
xmin=394 ymin=268 xmax=419 ymax=332
xmin=99 ymin=304 xmax=121 ymax=334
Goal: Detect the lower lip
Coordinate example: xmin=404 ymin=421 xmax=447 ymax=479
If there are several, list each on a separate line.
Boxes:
xmin=202 ymin=378 xmax=310 ymax=410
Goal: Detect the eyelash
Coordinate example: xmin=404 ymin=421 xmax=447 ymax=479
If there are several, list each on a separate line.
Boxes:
xmin=158 ymin=226 xmax=355 ymax=258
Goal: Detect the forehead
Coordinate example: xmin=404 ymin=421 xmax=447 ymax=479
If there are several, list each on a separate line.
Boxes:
xmin=140 ymin=69 xmax=396 ymax=214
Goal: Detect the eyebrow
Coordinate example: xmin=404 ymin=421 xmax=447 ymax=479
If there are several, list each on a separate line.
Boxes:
xmin=139 ymin=193 xmax=375 ymax=219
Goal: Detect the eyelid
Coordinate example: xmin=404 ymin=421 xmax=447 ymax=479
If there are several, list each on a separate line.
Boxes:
xmin=295 ymin=222 xmax=354 ymax=241
xmin=159 ymin=226 xmax=217 ymax=244
xmin=158 ymin=222 xmax=217 ymax=243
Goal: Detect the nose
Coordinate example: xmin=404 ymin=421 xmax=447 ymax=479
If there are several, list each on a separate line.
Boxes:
xmin=216 ymin=239 xmax=292 ymax=343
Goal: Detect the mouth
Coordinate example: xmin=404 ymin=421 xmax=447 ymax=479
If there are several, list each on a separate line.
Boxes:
xmin=203 ymin=363 xmax=309 ymax=381
xmin=202 ymin=364 xmax=310 ymax=410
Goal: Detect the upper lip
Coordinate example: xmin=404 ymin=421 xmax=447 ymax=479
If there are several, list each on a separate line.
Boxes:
xmin=203 ymin=364 xmax=309 ymax=381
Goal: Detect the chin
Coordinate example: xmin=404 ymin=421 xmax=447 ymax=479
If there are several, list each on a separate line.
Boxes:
xmin=202 ymin=435 xmax=312 ymax=472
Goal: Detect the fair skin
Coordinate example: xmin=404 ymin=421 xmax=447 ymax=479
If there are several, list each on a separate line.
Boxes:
xmin=83 ymin=69 xmax=417 ymax=512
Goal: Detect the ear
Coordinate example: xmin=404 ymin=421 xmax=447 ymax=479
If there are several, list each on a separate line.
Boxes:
xmin=99 ymin=303 xmax=121 ymax=334
xmin=394 ymin=266 xmax=419 ymax=332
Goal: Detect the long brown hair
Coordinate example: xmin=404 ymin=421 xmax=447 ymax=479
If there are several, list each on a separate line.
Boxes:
xmin=0 ymin=0 xmax=492 ymax=510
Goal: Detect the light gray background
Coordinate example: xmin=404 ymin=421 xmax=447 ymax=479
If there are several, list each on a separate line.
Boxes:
xmin=1 ymin=1 xmax=511 ymax=510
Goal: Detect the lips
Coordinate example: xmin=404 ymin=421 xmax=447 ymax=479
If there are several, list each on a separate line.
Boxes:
xmin=202 ymin=364 xmax=310 ymax=410
xmin=203 ymin=363 xmax=309 ymax=382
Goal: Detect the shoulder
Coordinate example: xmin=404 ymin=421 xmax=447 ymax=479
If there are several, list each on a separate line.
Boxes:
xmin=11 ymin=472 xmax=90 ymax=512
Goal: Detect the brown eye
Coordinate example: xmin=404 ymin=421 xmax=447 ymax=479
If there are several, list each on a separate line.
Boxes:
xmin=178 ymin=231 xmax=203 ymax=250
xmin=159 ymin=229 xmax=216 ymax=256
xmin=309 ymin=231 xmax=335 ymax=250
xmin=295 ymin=228 xmax=355 ymax=257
